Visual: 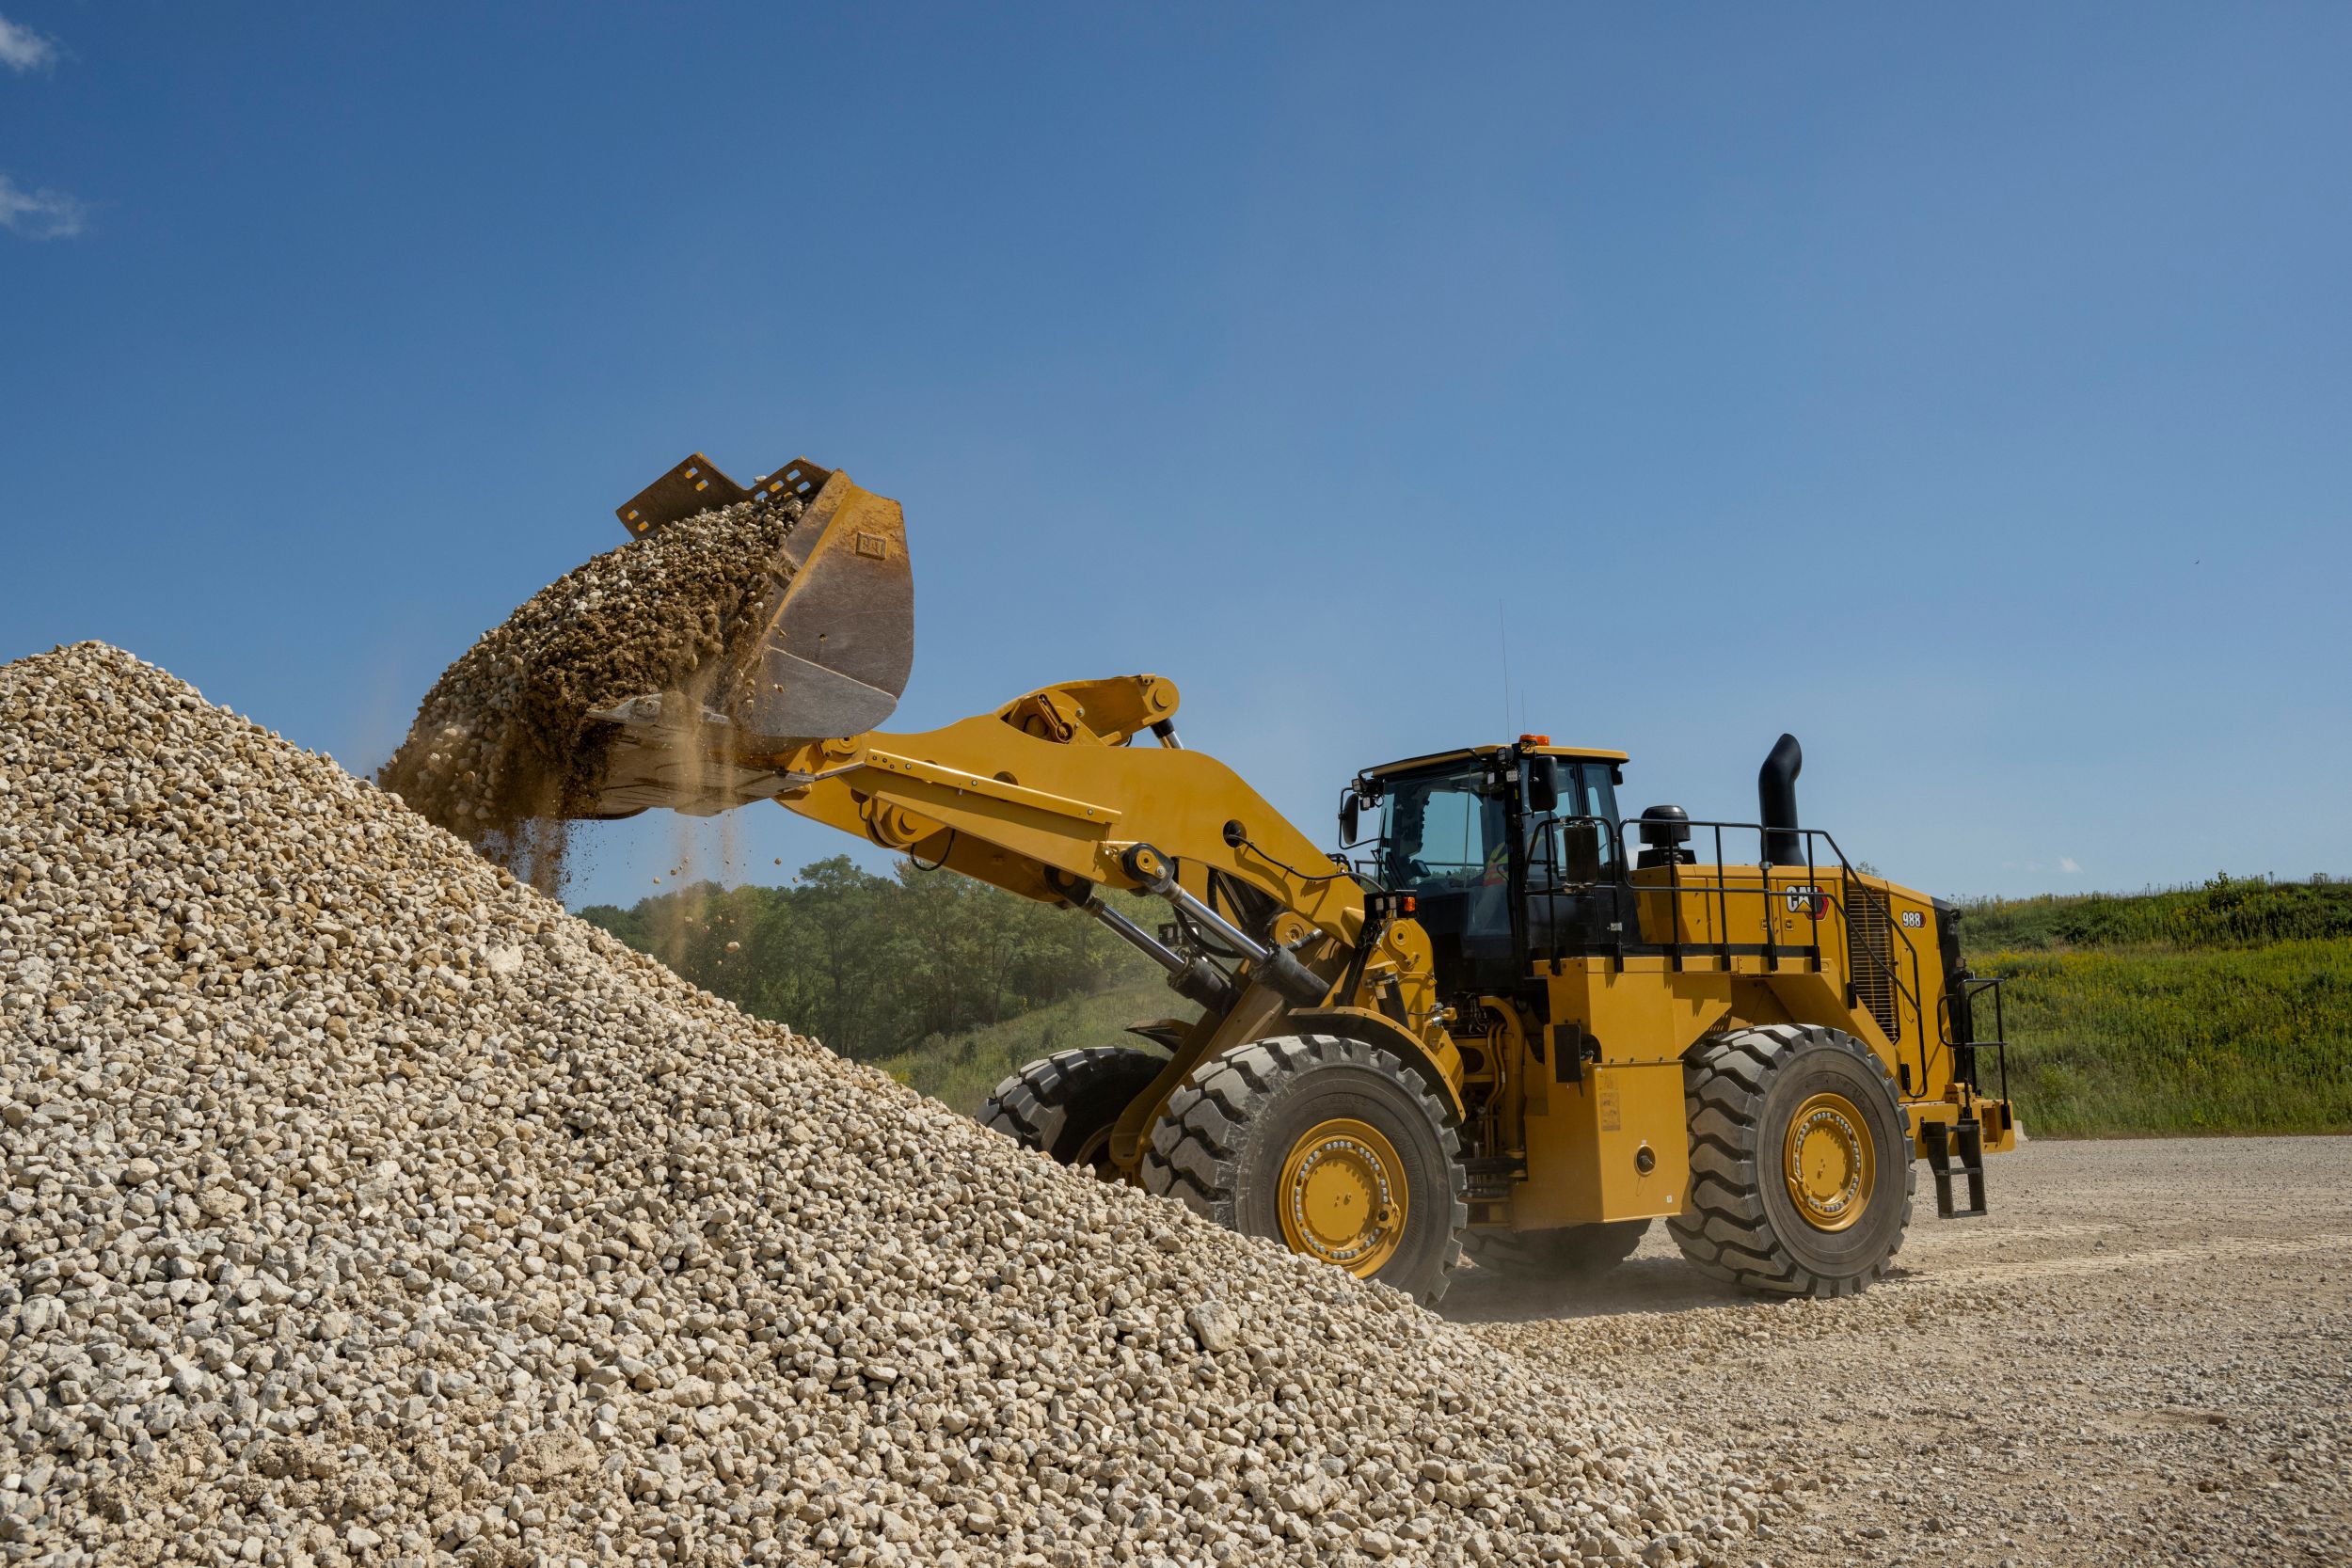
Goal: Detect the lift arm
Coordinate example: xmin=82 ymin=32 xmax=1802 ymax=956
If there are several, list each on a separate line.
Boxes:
xmin=557 ymin=458 xmax=1462 ymax=1165
xmin=757 ymin=674 xmax=1464 ymax=1163
xmin=769 ymin=676 xmax=1360 ymax=959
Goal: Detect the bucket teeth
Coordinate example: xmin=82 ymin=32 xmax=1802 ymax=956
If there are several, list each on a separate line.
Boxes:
xmin=615 ymin=455 xmax=834 ymax=540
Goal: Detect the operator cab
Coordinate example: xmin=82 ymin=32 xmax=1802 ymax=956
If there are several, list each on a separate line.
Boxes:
xmin=1344 ymin=738 xmax=1631 ymax=991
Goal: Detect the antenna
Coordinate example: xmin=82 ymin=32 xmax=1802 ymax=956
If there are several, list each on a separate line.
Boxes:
xmin=1498 ymin=600 xmax=1512 ymax=738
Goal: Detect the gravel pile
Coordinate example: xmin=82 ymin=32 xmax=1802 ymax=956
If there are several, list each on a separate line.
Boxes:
xmin=2 ymin=643 xmax=1754 ymax=1568
xmin=376 ymin=496 xmax=801 ymax=884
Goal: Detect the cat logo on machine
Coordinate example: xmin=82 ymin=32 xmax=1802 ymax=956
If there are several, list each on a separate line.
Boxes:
xmin=1784 ymin=885 xmax=1829 ymax=920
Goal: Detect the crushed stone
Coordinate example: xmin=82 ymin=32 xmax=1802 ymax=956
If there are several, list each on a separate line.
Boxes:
xmin=375 ymin=497 xmax=798 ymax=887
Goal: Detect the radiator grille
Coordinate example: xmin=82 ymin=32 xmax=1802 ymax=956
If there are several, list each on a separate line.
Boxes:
xmin=1845 ymin=891 xmax=1901 ymax=1043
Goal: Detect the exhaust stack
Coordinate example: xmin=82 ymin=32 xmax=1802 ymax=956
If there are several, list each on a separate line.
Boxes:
xmin=1758 ymin=733 xmax=1803 ymax=866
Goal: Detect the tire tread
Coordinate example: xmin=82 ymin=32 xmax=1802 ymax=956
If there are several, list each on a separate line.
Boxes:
xmin=1666 ymin=1024 xmax=1915 ymax=1299
xmin=1137 ymin=1033 xmax=1468 ymax=1305
xmin=979 ymin=1046 xmax=1164 ymax=1165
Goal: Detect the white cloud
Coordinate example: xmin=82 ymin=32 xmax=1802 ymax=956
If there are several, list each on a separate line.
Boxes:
xmin=2058 ymin=856 xmax=2083 ymax=875
xmin=0 ymin=15 xmax=57 ymax=72
xmin=0 ymin=172 xmax=87 ymax=239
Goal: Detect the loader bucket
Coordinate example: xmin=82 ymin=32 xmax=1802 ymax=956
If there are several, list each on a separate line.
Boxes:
xmin=577 ymin=454 xmax=914 ymax=819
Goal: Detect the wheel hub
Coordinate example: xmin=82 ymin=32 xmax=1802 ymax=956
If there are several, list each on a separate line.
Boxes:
xmin=1278 ymin=1117 xmax=1408 ymax=1275
xmin=1783 ymin=1091 xmax=1875 ymax=1233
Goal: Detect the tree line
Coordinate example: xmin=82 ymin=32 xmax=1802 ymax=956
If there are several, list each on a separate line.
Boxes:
xmin=580 ymin=856 xmax=1158 ymax=1060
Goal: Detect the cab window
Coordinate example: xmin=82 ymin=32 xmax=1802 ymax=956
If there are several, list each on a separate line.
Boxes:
xmin=1573 ymin=763 xmax=1621 ymax=871
xmin=1526 ymin=760 xmax=1622 ymax=881
xmin=1381 ymin=765 xmax=1504 ymax=895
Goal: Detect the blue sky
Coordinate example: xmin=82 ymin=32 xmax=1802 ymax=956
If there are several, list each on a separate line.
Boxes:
xmin=5 ymin=4 xmax=2347 ymax=909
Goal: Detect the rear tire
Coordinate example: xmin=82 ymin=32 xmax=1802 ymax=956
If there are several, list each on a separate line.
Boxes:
xmin=1139 ymin=1034 xmax=1467 ymax=1305
xmin=1465 ymin=1219 xmax=1650 ymax=1279
xmin=979 ymin=1047 xmax=1166 ymax=1176
xmin=1670 ymin=1023 xmax=1914 ymax=1298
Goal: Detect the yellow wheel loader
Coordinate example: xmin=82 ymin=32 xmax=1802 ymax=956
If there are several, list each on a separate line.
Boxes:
xmin=565 ymin=455 xmax=2018 ymax=1305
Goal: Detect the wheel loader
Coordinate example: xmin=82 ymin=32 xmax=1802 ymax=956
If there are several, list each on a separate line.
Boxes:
xmin=555 ymin=453 xmax=2019 ymax=1304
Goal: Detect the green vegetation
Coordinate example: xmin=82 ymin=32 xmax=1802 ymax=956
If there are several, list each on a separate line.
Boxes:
xmin=583 ymin=861 xmax=2352 ymax=1138
xmin=1958 ymin=874 xmax=2352 ymax=953
xmin=580 ymin=856 xmax=1160 ymax=1062
xmin=1961 ymin=876 xmax=2352 ymax=1137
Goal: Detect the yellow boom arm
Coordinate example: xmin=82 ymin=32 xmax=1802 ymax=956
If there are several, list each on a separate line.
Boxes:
xmin=748 ymin=675 xmax=1466 ymax=1165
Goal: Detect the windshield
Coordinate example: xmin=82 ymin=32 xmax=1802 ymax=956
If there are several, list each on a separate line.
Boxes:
xmin=1379 ymin=765 xmax=1505 ymax=895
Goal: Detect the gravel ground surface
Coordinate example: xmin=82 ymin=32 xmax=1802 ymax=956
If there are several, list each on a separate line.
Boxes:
xmin=3 ymin=644 xmax=1759 ymax=1568
xmin=1456 ymin=1136 xmax=2352 ymax=1567
xmin=377 ymin=496 xmax=800 ymax=885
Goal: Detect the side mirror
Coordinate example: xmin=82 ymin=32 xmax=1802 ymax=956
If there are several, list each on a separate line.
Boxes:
xmin=1528 ymin=756 xmax=1562 ymax=814
xmin=1560 ymin=821 xmax=1602 ymax=885
xmin=1339 ymin=792 xmax=1360 ymax=846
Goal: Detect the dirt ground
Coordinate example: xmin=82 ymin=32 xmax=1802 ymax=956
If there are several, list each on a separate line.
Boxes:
xmin=1451 ymin=1136 xmax=2352 ymax=1567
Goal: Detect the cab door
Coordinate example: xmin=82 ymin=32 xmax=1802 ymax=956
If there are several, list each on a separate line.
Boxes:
xmin=1525 ymin=762 xmax=1634 ymax=958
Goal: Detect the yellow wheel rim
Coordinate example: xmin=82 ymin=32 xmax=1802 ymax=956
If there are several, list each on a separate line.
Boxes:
xmin=1277 ymin=1117 xmax=1408 ymax=1275
xmin=1783 ymin=1091 xmax=1875 ymax=1233
xmin=1071 ymin=1125 xmax=1117 ymax=1179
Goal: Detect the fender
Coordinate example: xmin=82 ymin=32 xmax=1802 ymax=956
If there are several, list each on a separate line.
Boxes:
xmin=1286 ymin=1005 xmax=1469 ymax=1125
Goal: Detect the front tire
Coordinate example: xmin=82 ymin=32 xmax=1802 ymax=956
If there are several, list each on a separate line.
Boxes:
xmin=1139 ymin=1034 xmax=1468 ymax=1305
xmin=980 ymin=1046 xmax=1166 ymax=1176
xmin=1670 ymin=1023 xmax=1914 ymax=1298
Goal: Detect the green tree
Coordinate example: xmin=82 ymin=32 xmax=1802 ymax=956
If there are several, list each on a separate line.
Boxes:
xmin=580 ymin=856 xmax=1159 ymax=1059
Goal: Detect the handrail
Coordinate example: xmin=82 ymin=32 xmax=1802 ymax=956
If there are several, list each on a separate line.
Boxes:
xmin=1953 ymin=974 xmax=2012 ymax=1108
xmin=1525 ymin=815 xmax=1931 ymax=1079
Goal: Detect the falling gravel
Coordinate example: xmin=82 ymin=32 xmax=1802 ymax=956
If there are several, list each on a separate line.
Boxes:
xmin=1 ymin=643 xmax=1760 ymax=1568
xmin=375 ymin=496 xmax=800 ymax=884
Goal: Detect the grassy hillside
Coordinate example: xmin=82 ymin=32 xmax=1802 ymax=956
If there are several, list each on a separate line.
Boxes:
xmin=874 ymin=978 xmax=1187 ymax=1115
xmin=1959 ymin=876 xmax=2352 ymax=952
xmin=1961 ymin=877 xmax=2352 ymax=1136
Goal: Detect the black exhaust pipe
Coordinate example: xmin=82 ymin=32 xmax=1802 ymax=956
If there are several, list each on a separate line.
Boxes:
xmin=1758 ymin=733 xmax=1803 ymax=866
